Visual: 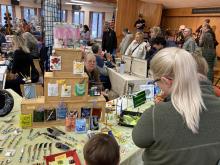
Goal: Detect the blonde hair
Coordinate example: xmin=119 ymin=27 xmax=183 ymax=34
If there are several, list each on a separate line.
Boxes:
xmin=135 ymin=32 xmax=144 ymax=41
xmin=22 ymin=32 xmax=38 ymax=47
xmin=12 ymin=35 xmax=30 ymax=53
xmin=192 ymin=49 xmax=208 ymax=76
xmin=150 ymin=26 xmax=161 ymax=38
xmin=151 ymin=47 xmax=206 ymax=134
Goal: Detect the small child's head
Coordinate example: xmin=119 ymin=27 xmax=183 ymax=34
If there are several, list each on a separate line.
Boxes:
xmin=83 ymin=133 xmax=120 ymax=165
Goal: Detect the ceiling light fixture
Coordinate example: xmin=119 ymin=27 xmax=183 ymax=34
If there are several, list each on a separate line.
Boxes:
xmin=70 ymin=0 xmax=92 ymax=4
xmin=65 ymin=2 xmax=85 ymax=5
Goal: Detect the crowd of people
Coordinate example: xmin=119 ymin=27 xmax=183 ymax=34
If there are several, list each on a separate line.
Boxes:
xmin=1 ymin=13 xmax=220 ymax=164
xmin=80 ymin=17 xmax=220 ymax=165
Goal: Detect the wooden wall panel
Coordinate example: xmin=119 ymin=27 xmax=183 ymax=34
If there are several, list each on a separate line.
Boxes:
xmin=116 ymin=0 xmax=163 ymax=44
xmin=162 ymin=8 xmax=220 ymax=56
xmin=115 ymin=0 xmax=138 ymax=42
xmin=137 ymin=1 xmax=163 ymax=30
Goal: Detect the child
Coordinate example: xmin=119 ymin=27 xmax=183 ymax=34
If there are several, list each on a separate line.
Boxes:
xmin=83 ymin=133 xmax=120 ymax=165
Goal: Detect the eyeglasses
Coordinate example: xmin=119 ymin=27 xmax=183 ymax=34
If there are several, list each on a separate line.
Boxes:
xmin=148 ymin=78 xmax=161 ymax=85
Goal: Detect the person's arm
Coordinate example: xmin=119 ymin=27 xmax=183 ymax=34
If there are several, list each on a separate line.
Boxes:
xmin=132 ymin=107 xmax=155 ymax=148
xmin=102 ymin=32 xmax=106 ymax=51
xmin=125 ymin=40 xmax=134 ymax=56
xmin=113 ymin=31 xmax=117 ymax=49
xmin=11 ymin=50 xmax=19 ymax=74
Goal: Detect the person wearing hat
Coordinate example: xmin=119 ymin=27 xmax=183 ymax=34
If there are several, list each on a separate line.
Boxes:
xmin=134 ymin=14 xmax=146 ymax=32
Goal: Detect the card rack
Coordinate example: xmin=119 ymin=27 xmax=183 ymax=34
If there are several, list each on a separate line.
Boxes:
xmin=20 ymin=49 xmax=106 ymax=128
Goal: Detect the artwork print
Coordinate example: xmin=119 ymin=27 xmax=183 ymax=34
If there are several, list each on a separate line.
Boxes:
xmin=50 ymin=56 xmax=61 ymax=71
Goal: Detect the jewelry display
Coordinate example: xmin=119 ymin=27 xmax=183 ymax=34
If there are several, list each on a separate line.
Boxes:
xmin=27 ymin=128 xmax=33 ymax=139
xmin=19 ymin=144 xmax=26 ymax=162
xmin=27 ymin=145 xmax=32 ymax=163
xmin=13 ymin=136 xmax=22 ymax=149
xmin=29 ymin=131 xmax=41 ymax=140
xmin=49 ymin=143 xmax=52 ymax=155
xmin=7 ymin=135 xmax=18 ymax=148
xmin=1 ymin=134 xmax=11 ymax=146
xmin=36 ymin=143 xmax=44 ymax=160
xmin=1 ymin=124 xmax=13 ymax=134
xmin=43 ymin=143 xmax=48 ymax=156
xmin=32 ymin=143 xmax=38 ymax=161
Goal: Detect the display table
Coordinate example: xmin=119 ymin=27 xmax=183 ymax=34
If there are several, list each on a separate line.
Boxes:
xmin=108 ymin=68 xmax=149 ymax=96
xmin=0 ymin=89 xmax=146 ymax=165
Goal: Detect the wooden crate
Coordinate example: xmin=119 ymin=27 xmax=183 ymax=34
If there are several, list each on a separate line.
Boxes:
xmin=53 ymin=48 xmax=83 ymax=77
xmin=21 ymin=95 xmax=106 ymax=128
xmin=44 ymin=72 xmax=88 ymax=102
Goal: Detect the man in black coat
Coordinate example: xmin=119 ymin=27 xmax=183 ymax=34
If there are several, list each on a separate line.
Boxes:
xmin=102 ymin=23 xmax=117 ymax=57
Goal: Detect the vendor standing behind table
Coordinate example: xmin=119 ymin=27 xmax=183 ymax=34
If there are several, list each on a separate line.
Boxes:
xmin=22 ymin=32 xmax=39 ymax=59
xmin=81 ymin=25 xmax=90 ymax=46
xmin=125 ymin=32 xmax=149 ymax=59
xmin=5 ymin=35 xmax=38 ymax=96
xmin=84 ymin=53 xmax=102 ymax=91
xmin=134 ymin=14 xmax=146 ymax=32
xmin=119 ymin=28 xmax=133 ymax=55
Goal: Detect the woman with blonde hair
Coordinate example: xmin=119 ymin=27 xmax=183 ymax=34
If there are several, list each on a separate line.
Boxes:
xmin=22 ymin=32 xmax=39 ymax=58
xmin=5 ymin=35 xmax=39 ymax=96
xmin=132 ymin=47 xmax=220 ymax=164
xmin=125 ymin=32 xmax=149 ymax=59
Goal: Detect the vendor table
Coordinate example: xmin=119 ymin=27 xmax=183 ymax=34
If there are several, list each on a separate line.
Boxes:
xmin=0 ymin=89 xmax=147 ymax=165
xmin=108 ymin=68 xmax=149 ymax=96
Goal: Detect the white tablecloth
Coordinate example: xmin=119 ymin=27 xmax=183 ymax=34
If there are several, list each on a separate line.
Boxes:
xmin=108 ymin=68 xmax=149 ymax=96
xmin=2 ymin=89 xmax=145 ymax=165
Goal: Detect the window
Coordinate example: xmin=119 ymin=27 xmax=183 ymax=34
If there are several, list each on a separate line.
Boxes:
xmin=1 ymin=5 xmax=13 ymax=26
xmin=73 ymin=11 xmax=84 ymax=25
xmin=91 ymin=12 xmax=104 ymax=39
xmin=57 ymin=9 xmax=67 ymax=22
xmin=23 ymin=7 xmax=35 ymax=22
xmin=61 ymin=10 xmax=67 ymax=22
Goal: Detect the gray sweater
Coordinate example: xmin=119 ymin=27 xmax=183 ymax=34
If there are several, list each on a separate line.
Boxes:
xmin=132 ymin=80 xmax=220 ymax=165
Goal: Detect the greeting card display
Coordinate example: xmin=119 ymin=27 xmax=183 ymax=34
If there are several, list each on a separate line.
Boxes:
xmin=73 ymin=61 xmax=84 ymax=75
xmin=50 ymin=56 xmax=61 ymax=71
xmin=61 ymin=85 xmax=71 ymax=97
xmin=74 ymin=82 xmax=85 ymax=96
xmin=24 ymin=84 xmax=36 ymax=99
xmin=75 ymin=118 xmax=86 ymax=133
xmin=48 ymin=83 xmax=59 ymax=96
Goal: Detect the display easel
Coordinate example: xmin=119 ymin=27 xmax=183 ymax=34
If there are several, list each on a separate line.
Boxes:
xmin=21 ymin=49 xmax=106 ymax=128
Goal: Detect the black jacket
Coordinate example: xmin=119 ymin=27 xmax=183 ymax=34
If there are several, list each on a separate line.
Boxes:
xmin=102 ymin=28 xmax=117 ymax=54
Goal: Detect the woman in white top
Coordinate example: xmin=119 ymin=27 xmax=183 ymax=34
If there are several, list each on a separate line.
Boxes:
xmin=125 ymin=32 xmax=149 ymax=59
